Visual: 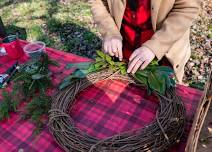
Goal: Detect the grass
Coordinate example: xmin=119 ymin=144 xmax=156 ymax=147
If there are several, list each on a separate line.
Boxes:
xmin=0 ymin=0 xmax=101 ymax=58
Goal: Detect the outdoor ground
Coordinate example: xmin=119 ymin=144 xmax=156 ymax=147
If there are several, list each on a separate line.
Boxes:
xmin=197 ymin=103 xmax=212 ymax=152
xmin=0 ymin=0 xmax=211 ymax=151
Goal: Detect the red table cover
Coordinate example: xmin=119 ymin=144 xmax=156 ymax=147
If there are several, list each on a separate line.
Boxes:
xmin=0 ymin=41 xmax=202 ymax=152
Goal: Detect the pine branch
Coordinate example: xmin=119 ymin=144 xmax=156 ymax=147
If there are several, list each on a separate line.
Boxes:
xmin=0 ymin=53 xmax=58 ymax=134
xmin=0 ymin=91 xmax=18 ymax=120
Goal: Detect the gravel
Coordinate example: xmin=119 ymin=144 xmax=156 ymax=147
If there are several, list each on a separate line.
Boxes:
xmin=183 ymin=0 xmax=212 ymax=87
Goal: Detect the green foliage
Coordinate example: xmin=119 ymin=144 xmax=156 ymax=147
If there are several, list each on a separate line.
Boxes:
xmin=59 ymin=69 xmax=88 ymax=90
xmin=149 ymin=59 xmax=159 ymax=66
xmin=0 ymin=91 xmax=18 ymax=120
xmin=0 ymin=53 xmax=58 ymax=134
xmin=66 ymin=62 xmax=92 ymax=70
xmin=134 ymin=66 xmax=175 ymax=95
xmin=21 ymin=94 xmax=51 ymax=134
xmin=12 ymin=53 xmax=58 ymax=98
xmin=60 ymin=51 xmax=175 ymax=94
xmin=93 ymin=52 xmax=175 ymax=95
xmin=60 ymin=50 xmax=127 ymax=90
xmin=90 ymin=50 xmax=127 ymax=73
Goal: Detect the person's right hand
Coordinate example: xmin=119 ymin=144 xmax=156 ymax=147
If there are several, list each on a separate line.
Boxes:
xmin=103 ymin=37 xmax=123 ymax=61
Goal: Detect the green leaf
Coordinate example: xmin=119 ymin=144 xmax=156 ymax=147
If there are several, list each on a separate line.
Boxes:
xmin=95 ymin=57 xmax=104 ymax=62
xmin=145 ymin=65 xmax=157 ymax=71
xmin=156 ymin=66 xmax=174 ymax=75
xmin=115 ymin=62 xmax=126 ymax=67
xmin=134 ymin=73 xmax=148 ymax=87
xmin=94 ymin=62 xmax=105 ymax=69
xmin=72 ymin=69 xmax=88 ymax=78
xmin=150 ymin=59 xmax=159 ymax=66
xmin=59 ymin=69 xmax=88 ymax=90
xmin=96 ymin=50 xmax=106 ymax=59
xmin=31 ymin=74 xmax=46 ymax=80
xmin=135 ymin=70 xmax=148 ymax=77
xmin=155 ymin=72 xmax=166 ymax=94
xmin=109 ymin=65 xmax=118 ymax=71
xmin=66 ymin=62 xmax=92 ymax=70
xmin=162 ymin=73 xmax=171 ymax=89
xmin=157 ymin=67 xmax=174 ymax=90
xmin=148 ymin=72 xmax=163 ymax=94
xmin=59 ymin=80 xmax=71 ymax=90
xmin=105 ymin=55 xmax=115 ymax=65
xmin=120 ymin=66 xmax=127 ymax=75
xmin=88 ymin=64 xmax=97 ymax=73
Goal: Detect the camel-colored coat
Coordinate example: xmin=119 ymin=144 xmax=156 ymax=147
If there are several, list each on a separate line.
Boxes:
xmin=89 ymin=0 xmax=201 ymax=83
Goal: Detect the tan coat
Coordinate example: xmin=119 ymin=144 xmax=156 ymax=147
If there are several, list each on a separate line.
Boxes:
xmin=89 ymin=0 xmax=201 ymax=83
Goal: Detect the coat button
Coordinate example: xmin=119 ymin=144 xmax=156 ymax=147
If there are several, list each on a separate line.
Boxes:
xmin=132 ymin=14 xmax=136 ymax=19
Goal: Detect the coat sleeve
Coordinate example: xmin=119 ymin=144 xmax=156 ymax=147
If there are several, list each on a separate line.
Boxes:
xmin=142 ymin=0 xmax=201 ymax=60
xmin=88 ymin=0 xmax=122 ymax=40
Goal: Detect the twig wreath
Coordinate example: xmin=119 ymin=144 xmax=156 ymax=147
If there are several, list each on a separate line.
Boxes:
xmin=49 ymin=51 xmax=186 ymax=152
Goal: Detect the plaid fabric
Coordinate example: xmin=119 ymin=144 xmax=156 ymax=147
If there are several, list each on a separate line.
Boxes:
xmin=121 ymin=0 xmax=154 ymax=59
xmin=0 ymin=40 xmax=203 ymax=152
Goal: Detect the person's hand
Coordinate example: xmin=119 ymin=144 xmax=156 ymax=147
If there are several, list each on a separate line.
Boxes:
xmin=127 ymin=46 xmax=155 ymax=74
xmin=103 ymin=37 xmax=123 ymax=61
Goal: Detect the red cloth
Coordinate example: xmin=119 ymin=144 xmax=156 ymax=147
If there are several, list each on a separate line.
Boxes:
xmin=0 ymin=40 xmax=203 ymax=152
xmin=121 ymin=0 xmax=154 ymax=59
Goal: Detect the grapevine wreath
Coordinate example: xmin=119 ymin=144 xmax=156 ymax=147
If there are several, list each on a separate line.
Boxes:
xmin=49 ymin=51 xmax=186 ymax=152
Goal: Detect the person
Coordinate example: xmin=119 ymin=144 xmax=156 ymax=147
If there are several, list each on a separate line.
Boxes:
xmin=89 ymin=0 xmax=201 ymax=83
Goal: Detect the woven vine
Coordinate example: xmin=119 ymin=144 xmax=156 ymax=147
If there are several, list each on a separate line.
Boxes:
xmin=49 ymin=69 xmax=186 ymax=152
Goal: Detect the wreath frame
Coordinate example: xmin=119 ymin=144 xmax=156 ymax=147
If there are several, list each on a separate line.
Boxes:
xmin=49 ymin=69 xmax=186 ymax=152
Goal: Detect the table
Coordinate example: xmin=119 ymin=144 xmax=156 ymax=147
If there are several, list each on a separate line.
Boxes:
xmin=0 ymin=41 xmax=203 ymax=152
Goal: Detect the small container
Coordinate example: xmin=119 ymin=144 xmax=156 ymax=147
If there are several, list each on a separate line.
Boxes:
xmin=23 ymin=41 xmax=46 ymax=59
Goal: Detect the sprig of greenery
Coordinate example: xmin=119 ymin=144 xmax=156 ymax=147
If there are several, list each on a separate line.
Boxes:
xmin=0 ymin=91 xmax=18 ymax=120
xmin=21 ymin=94 xmax=51 ymax=135
xmin=0 ymin=53 xmax=58 ymax=134
xmin=60 ymin=50 xmax=127 ymax=89
xmin=89 ymin=50 xmax=127 ymax=74
xmin=12 ymin=53 xmax=57 ymax=98
xmin=134 ymin=66 xmax=175 ymax=95
xmin=60 ymin=50 xmax=175 ymax=95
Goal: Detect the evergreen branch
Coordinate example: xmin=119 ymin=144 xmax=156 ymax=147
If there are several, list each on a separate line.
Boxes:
xmin=0 ymin=91 xmax=18 ymax=120
xmin=0 ymin=53 xmax=58 ymax=134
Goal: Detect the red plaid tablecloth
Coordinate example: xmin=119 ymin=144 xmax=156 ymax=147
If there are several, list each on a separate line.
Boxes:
xmin=0 ymin=41 xmax=203 ymax=152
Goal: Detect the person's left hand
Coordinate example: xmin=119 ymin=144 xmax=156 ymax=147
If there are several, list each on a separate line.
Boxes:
xmin=127 ymin=46 xmax=155 ymax=74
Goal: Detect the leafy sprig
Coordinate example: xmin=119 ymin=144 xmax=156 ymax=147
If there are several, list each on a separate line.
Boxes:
xmin=21 ymin=94 xmax=51 ymax=135
xmin=0 ymin=91 xmax=18 ymax=120
xmin=12 ymin=53 xmax=57 ymax=98
xmin=60 ymin=50 xmax=175 ymax=95
xmin=60 ymin=50 xmax=127 ymax=89
xmin=134 ymin=65 xmax=175 ymax=95
xmin=0 ymin=53 xmax=58 ymax=133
